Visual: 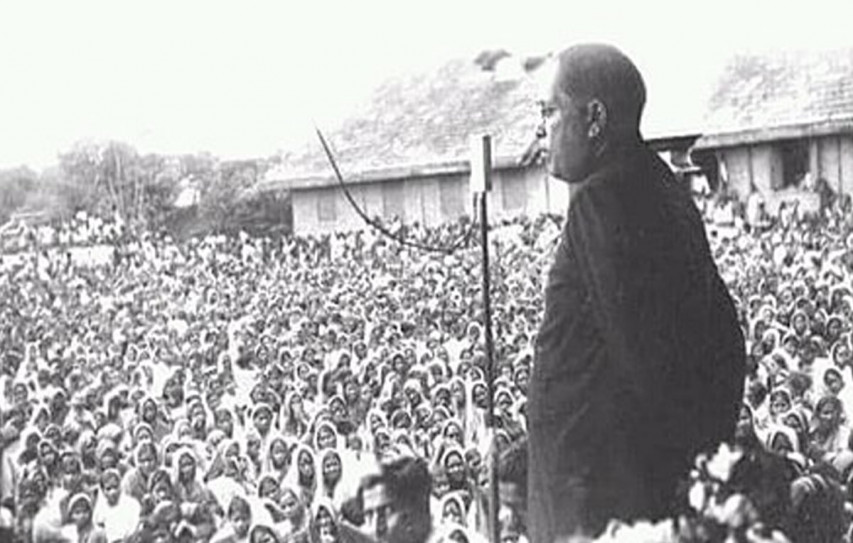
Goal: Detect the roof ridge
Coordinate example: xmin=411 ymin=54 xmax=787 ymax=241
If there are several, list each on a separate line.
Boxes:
xmin=701 ymin=46 xmax=853 ymax=143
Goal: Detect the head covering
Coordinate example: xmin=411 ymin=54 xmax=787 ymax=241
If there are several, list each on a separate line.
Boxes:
xmin=284 ymin=443 xmax=316 ymax=502
xmin=313 ymin=420 xmax=339 ymax=451
xmin=277 ymin=479 xmax=309 ymax=536
xmin=65 ymin=492 xmax=93 ymax=523
xmin=248 ymin=522 xmax=282 ymax=543
xmin=439 ymin=491 xmax=468 ymax=526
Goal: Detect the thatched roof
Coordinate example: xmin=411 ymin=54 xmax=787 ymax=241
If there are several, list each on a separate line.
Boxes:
xmin=263 ymin=51 xmax=701 ymax=191
xmin=264 ymin=55 xmax=544 ymax=190
xmin=696 ymin=48 xmax=853 ymax=149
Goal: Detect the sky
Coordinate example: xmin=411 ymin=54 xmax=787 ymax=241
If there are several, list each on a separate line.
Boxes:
xmin=0 ymin=0 xmax=851 ymax=170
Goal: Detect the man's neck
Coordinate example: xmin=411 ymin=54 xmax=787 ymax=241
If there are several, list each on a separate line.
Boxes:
xmin=596 ymin=134 xmax=644 ymax=165
xmin=580 ymin=134 xmax=646 ymax=186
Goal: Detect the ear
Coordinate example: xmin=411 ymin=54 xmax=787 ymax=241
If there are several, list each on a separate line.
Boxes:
xmin=586 ymin=98 xmax=608 ymax=139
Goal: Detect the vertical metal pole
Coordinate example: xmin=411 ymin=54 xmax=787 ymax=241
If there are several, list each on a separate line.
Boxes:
xmin=480 ymin=190 xmax=499 ymax=543
xmin=470 ymin=133 xmax=498 ymax=541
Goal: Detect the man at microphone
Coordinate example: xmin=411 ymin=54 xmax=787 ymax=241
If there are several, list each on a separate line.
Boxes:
xmin=527 ymin=44 xmax=745 ymax=541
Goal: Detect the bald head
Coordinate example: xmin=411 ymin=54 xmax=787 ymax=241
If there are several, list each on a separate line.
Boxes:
xmin=554 ymin=44 xmax=646 ymax=138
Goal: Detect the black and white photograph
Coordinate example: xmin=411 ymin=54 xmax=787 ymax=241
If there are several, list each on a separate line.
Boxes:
xmin=2 ymin=1 xmax=853 ymax=542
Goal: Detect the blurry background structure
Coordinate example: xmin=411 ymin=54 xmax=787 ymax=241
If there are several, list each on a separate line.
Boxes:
xmin=1 ymin=1 xmax=853 ymax=239
xmin=694 ymin=48 xmax=853 ymax=216
xmin=260 ymin=54 xmax=699 ymax=235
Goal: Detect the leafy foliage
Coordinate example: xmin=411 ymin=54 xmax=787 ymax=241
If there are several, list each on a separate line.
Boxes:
xmin=0 ymin=141 xmax=290 ymax=238
xmin=0 ymin=167 xmax=38 ymax=223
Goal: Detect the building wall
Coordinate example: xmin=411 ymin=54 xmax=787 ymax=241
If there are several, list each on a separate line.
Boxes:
xmin=842 ymin=137 xmax=853 ymax=195
xmin=490 ymin=167 xmax=558 ymax=220
xmin=749 ymin=144 xmax=783 ymax=194
xmin=819 ymin=137 xmax=842 ymax=191
xmin=546 ymin=176 xmax=570 ymax=213
xmin=720 ymin=147 xmax=753 ymax=200
xmin=289 ymin=165 xmax=563 ymax=235
xmin=716 ymin=134 xmax=853 ymax=215
xmin=816 ymin=135 xmax=853 ymax=194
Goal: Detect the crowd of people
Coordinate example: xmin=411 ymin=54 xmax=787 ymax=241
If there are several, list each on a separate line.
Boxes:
xmin=0 ymin=210 xmax=126 ymax=253
xmin=1 ymin=189 xmax=853 ymax=543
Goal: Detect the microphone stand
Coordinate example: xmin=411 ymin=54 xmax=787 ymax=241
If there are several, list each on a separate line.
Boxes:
xmin=472 ymin=135 xmax=499 ymax=543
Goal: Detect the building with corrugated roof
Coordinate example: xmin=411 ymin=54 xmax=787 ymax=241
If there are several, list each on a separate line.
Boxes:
xmin=693 ymin=48 xmax=853 ymax=214
xmin=262 ymin=54 xmax=698 ymax=235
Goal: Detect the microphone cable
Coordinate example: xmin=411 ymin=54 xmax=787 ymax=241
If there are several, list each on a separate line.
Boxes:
xmin=315 ymin=126 xmax=480 ymax=255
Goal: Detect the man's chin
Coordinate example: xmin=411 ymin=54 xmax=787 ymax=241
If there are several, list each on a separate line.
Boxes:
xmin=547 ymin=170 xmax=576 ymax=184
xmin=548 ymin=165 xmax=586 ymax=185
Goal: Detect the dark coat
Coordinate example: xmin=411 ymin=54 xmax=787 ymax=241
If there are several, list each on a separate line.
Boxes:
xmin=527 ymin=142 xmax=745 ymax=541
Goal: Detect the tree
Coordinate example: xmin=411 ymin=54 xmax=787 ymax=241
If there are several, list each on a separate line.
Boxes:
xmin=58 ymin=140 xmax=179 ymax=232
xmin=197 ymin=159 xmax=258 ymax=233
xmin=9 ymin=142 xmax=289 ymax=238
xmin=0 ymin=166 xmax=38 ymax=223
